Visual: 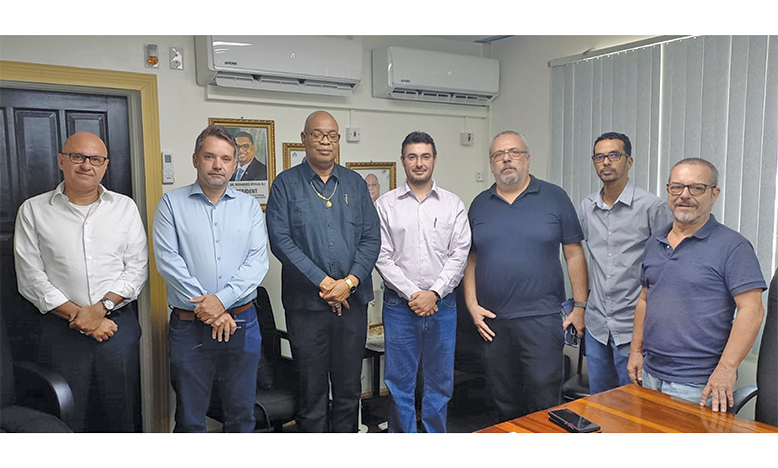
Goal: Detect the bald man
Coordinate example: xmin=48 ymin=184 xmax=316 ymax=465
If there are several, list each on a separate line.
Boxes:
xmin=267 ymin=110 xmax=380 ymax=432
xmin=365 ymin=173 xmax=381 ymax=203
xmin=14 ymin=132 xmax=148 ymax=432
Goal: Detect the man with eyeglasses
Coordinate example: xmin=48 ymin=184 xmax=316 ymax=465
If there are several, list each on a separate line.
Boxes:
xmin=463 ymin=130 xmax=588 ymax=422
xmin=628 ymin=158 xmax=766 ymax=412
xmin=230 ymin=131 xmax=267 ymax=182
xmin=374 ymin=131 xmax=471 ymax=432
xmin=14 ymin=132 xmax=148 ymax=432
xmin=578 ymin=132 xmax=673 ymax=395
xmin=266 ymin=110 xmax=380 ymax=432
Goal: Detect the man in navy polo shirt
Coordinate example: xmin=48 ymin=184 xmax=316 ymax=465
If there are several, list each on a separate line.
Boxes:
xmin=463 ymin=130 xmax=589 ymax=421
xmin=628 ymin=158 xmax=766 ymax=412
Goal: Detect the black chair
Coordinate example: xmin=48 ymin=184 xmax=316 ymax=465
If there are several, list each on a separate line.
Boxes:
xmin=730 ymin=268 xmax=777 ymax=426
xmin=1 ymin=315 xmax=74 ymax=432
xmin=207 ymin=286 xmax=298 ymax=432
xmin=562 ymin=338 xmax=590 ymax=402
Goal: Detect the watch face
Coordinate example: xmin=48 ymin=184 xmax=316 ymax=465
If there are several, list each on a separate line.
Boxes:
xmin=103 ymin=298 xmax=115 ymax=310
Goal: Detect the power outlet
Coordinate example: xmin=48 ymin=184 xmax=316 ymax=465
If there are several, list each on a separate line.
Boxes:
xmin=475 ymin=171 xmax=485 ymax=182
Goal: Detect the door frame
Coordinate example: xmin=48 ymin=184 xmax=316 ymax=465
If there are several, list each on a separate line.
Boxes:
xmin=1 ymin=60 xmax=170 ymax=432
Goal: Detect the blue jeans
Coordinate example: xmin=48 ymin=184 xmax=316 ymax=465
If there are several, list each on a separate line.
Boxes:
xmin=584 ymin=329 xmax=631 ymax=394
xmin=642 ymin=368 xmax=708 ymax=405
xmin=169 ymin=305 xmax=261 ymax=433
xmin=383 ymin=288 xmax=456 ymax=433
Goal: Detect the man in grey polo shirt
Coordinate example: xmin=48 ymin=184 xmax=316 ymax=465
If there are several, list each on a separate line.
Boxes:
xmin=628 ymin=158 xmax=766 ymax=412
xmin=579 ymin=132 xmax=672 ymax=394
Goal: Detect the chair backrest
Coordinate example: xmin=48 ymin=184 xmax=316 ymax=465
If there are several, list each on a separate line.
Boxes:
xmin=755 ymin=268 xmax=778 ymax=426
xmin=253 ymin=286 xmax=283 ymax=389
xmin=1 ymin=315 xmax=18 ymax=408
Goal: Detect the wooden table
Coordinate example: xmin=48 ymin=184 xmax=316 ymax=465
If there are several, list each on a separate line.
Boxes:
xmin=477 ymin=384 xmax=778 ymax=433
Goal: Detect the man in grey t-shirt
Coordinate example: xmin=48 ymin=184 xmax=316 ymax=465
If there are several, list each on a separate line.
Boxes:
xmin=579 ymin=132 xmax=672 ymax=394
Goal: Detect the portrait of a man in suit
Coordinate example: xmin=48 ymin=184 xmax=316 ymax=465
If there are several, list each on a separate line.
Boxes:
xmin=231 ymin=131 xmax=268 ymax=181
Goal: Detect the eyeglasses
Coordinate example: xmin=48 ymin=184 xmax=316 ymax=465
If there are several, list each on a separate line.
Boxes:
xmin=236 ymin=144 xmax=253 ymax=151
xmin=666 ymin=183 xmax=716 ymax=196
xmin=404 ymin=154 xmax=434 ymax=162
xmin=305 ymin=130 xmax=340 ymax=142
xmin=62 ymin=152 xmax=109 ymax=166
xmin=490 ymin=149 xmax=529 ymax=161
xmin=592 ymin=152 xmax=625 ymax=163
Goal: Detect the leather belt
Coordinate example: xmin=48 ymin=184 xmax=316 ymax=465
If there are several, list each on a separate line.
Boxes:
xmin=172 ymin=302 xmax=252 ymax=322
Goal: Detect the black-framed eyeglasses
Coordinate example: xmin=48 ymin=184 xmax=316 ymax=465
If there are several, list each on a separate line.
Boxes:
xmin=666 ymin=183 xmax=716 ymax=196
xmin=490 ymin=149 xmax=528 ymax=161
xmin=62 ymin=152 xmax=109 ymax=166
xmin=592 ymin=152 xmax=625 ymax=163
xmin=236 ymin=143 xmax=253 ymax=151
xmin=305 ymin=130 xmax=341 ymax=142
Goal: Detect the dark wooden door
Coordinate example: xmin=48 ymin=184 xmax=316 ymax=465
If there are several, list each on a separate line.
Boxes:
xmin=0 ymin=88 xmax=132 ymax=360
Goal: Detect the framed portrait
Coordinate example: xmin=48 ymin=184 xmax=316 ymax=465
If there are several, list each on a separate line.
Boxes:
xmin=209 ymin=118 xmax=276 ymax=208
xmin=282 ymin=142 xmax=340 ymax=170
xmin=345 ymin=162 xmax=396 ymax=204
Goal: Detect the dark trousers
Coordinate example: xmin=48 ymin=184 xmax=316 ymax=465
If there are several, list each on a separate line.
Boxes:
xmin=483 ymin=313 xmax=565 ymax=422
xmin=168 ymin=305 xmax=261 ymax=433
xmin=285 ymin=303 xmax=367 ymax=433
xmin=37 ymin=302 xmax=142 ymax=433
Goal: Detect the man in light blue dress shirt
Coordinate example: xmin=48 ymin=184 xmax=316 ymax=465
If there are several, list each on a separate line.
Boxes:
xmin=153 ymin=125 xmax=269 ymax=432
xmin=579 ymin=132 xmax=672 ymax=394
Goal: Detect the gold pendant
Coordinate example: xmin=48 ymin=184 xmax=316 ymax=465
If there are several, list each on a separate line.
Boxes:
xmin=326 ymin=200 xmax=332 ymax=208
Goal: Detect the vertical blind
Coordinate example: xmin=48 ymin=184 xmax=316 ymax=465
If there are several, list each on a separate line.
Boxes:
xmin=552 ymin=35 xmax=777 ymax=288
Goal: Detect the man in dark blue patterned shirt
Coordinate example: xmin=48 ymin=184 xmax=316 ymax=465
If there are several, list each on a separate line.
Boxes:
xmin=266 ymin=110 xmax=380 ymax=432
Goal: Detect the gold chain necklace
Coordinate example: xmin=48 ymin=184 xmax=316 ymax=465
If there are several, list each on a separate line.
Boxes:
xmin=310 ymin=179 xmax=339 ymax=208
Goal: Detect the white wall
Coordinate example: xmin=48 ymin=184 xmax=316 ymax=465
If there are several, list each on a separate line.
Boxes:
xmin=0 ymin=35 xmax=495 ymax=331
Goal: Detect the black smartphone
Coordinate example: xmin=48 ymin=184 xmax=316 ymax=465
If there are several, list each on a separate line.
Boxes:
xmin=548 ymin=408 xmax=601 ymax=433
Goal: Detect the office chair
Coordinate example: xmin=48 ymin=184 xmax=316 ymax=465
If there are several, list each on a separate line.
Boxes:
xmin=730 ymin=268 xmax=777 ymax=426
xmin=1 ymin=314 xmax=74 ymax=432
xmin=207 ymin=286 xmax=298 ymax=432
xmin=562 ymin=338 xmax=590 ymax=402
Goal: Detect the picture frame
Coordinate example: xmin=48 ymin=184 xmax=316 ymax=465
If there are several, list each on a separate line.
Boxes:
xmin=345 ymin=162 xmax=396 ymax=203
xmin=208 ymin=117 xmax=276 ymax=208
xmin=282 ymin=142 xmax=340 ymax=170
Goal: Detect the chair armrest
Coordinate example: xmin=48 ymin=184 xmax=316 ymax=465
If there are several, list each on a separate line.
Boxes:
xmin=729 ymin=385 xmax=758 ymax=414
xmin=14 ymin=361 xmax=75 ymax=422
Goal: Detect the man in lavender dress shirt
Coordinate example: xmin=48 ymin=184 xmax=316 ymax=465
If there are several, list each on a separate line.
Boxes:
xmin=375 ymin=131 xmax=471 ymax=432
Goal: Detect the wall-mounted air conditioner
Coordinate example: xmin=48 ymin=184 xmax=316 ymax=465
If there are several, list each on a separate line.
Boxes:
xmin=195 ymin=36 xmax=363 ymax=97
xmin=372 ymin=47 xmax=500 ymax=106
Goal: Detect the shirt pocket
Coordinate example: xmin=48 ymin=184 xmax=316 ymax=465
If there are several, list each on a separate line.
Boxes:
xmin=430 ymin=220 xmax=454 ymax=252
xmin=292 ymin=201 xmax=308 ymax=228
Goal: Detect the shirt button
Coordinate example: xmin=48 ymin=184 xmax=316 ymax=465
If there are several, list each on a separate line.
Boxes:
xmin=329 ymin=241 xmax=334 ymax=246
xmin=217 ymin=257 xmax=222 ymax=261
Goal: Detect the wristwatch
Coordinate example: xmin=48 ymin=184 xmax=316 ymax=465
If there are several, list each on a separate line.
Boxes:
xmin=101 ymin=297 xmax=116 ymax=315
xmin=344 ymin=277 xmax=357 ymax=294
xmin=574 ymin=301 xmax=587 ymax=309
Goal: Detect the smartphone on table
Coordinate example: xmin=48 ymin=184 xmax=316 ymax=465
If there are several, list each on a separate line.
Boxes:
xmin=548 ymin=408 xmax=601 ymax=433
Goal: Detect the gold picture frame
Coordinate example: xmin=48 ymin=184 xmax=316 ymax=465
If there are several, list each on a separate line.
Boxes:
xmin=208 ymin=118 xmax=276 ymax=208
xmin=345 ymin=162 xmax=396 ymax=204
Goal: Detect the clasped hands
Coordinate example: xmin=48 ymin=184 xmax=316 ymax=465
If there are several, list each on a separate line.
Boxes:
xmin=319 ymin=275 xmax=357 ymax=316
xmin=191 ymin=294 xmax=237 ymax=342
xmin=68 ymin=302 xmax=116 ymax=343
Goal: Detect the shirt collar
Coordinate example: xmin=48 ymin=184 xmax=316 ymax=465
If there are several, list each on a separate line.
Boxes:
xmin=594 ymin=179 xmax=636 ymax=209
xmin=398 ymin=180 xmax=440 ymax=200
xmin=658 ymin=214 xmax=719 ymax=243
xmin=50 ymin=181 xmax=113 ymax=205
xmin=187 ymin=181 xmax=237 ymax=202
xmin=301 ymin=157 xmax=340 ymax=183
xmin=488 ymin=174 xmax=539 ymax=199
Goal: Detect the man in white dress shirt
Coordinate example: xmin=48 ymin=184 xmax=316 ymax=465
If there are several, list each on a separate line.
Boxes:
xmin=374 ymin=131 xmax=471 ymax=432
xmin=14 ymin=132 xmax=148 ymax=432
